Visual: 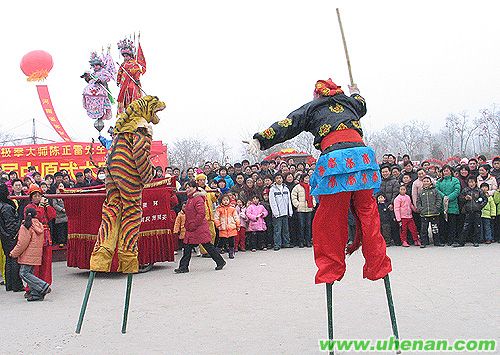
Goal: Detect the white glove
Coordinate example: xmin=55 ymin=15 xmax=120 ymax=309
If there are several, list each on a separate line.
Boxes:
xmin=244 ymin=138 xmax=261 ymax=156
xmin=348 ymin=84 xmax=360 ymax=95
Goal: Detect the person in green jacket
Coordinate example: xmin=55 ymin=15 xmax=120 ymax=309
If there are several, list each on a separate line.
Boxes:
xmin=493 ymin=189 xmax=500 ymax=243
xmin=435 ymin=165 xmax=461 ymax=246
xmin=480 ymin=183 xmax=496 ymax=243
xmin=417 ymin=176 xmax=443 ymax=247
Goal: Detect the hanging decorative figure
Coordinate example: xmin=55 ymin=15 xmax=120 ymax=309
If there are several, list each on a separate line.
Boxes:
xmin=116 ymin=38 xmax=146 ymax=114
xmin=81 ymin=51 xmax=115 ymax=130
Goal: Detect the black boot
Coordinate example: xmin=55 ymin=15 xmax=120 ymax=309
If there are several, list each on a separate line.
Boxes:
xmin=215 ymin=260 xmax=226 ymax=270
xmin=228 ymin=247 xmax=235 ymax=259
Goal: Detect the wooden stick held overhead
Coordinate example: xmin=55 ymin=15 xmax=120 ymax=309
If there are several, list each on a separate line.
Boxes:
xmin=336 ymin=8 xmax=354 ymax=86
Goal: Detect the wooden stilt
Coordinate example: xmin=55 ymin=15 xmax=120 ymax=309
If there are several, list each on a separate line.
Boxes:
xmin=76 ymin=271 xmax=96 ymax=334
xmin=121 ymin=274 xmax=133 ymax=334
xmin=326 ymin=283 xmax=335 ymax=355
xmin=383 ymin=275 xmax=402 ymax=354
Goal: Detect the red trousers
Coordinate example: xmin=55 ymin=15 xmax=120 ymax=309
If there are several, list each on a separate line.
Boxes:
xmin=312 ymin=190 xmax=392 ymax=284
xmin=235 ymin=227 xmax=246 ymax=251
xmin=400 ymin=218 xmax=419 ymax=243
xmin=34 ymin=245 xmax=52 ymax=285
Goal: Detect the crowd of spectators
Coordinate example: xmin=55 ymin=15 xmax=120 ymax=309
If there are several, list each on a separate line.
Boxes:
xmin=378 ymin=153 xmax=500 ymax=247
xmin=1 ymin=152 xmax=499 ymax=283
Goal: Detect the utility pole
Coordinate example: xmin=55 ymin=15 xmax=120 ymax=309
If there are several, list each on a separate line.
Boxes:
xmin=32 ymin=118 xmax=37 ymax=145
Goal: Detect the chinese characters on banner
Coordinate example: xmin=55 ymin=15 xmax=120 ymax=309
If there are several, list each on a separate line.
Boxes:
xmin=36 ymin=85 xmax=72 ymax=142
xmin=139 ymin=191 xmax=175 ymax=231
xmin=0 ymin=141 xmax=168 ymax=178
xmin=0 ymin=142 xmax=106 ymax=179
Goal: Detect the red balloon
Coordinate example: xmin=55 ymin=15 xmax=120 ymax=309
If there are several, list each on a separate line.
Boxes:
xmin=20 ymin=50 xmax=53 ymax=81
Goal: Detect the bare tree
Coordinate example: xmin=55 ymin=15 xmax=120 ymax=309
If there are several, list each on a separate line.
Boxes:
xmin=364 ymin=121 xmax=431 ymax=159
xmin=216 ymin=138 xmax=232 ymax=165
xmin=392 ymin=120 xmax=432 ymax=158
xmin=445 ymin=112 xmax=480 ymax=156
xmin=0 ymin=131 xmax=21 ymax=146
xmin=168 ymin=137 xmax=218 ymax=171
xmin=477 ymin=105 xmax=500 ymax=155
xmin=364 ymin=130 xmax=392 ymax=159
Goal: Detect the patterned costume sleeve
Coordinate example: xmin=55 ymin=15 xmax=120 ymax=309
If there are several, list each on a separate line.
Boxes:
xmin=132 ymin=132 xmax=154 ymax=184
xmin=346 ymin=94 xmax=367 ymax=118
xmin=253 ymin=104 xmax=309 ymax=151
xmin=97 ymin=69 xmax=112 ymax=84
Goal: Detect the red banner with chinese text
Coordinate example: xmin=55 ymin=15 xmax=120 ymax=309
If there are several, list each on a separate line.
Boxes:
xmin=36 ymin=85 xmax=72 ymax=142
xmin=65 ymin=182 xmax=177 ymax=269
xmin=0 ymin=141 xmax=168 ymax=179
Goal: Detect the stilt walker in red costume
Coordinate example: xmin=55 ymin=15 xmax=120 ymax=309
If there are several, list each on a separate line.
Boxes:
xmin=248 ymin=77 xmax=400 ymax=352
xmin=247 ymin=11 xmax=401 ymax=353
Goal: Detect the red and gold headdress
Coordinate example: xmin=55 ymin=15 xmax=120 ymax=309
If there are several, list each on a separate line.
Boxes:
xmin=314 ymin=78 xmax=344 ymax=97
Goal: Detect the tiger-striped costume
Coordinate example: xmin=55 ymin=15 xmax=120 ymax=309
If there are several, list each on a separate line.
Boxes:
xmin=90 ymin=95 xmax=166 ymax=273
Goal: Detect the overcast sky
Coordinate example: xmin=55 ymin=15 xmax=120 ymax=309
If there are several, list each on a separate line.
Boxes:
xmin=1 ymin=0 xmax=499 ymax=160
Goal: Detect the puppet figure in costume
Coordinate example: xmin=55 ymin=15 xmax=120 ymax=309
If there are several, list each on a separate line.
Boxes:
xmin=81 ymin=51 xmax=115 ymax=121
xmin=248 ymin=79 xmax=392 ymax=284
xmin=116 ymin=38 xmax=146 ymax=114
xmin=25 ymin=185 xmax=56 ymax=286
xmin=90 ymin=96 xmax=166 ymax=273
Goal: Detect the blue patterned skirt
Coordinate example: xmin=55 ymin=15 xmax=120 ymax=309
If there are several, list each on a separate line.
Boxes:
xmin=310 ymin=146 xmax=381 ymax=196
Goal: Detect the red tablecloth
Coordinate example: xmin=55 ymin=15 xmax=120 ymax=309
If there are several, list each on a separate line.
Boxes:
xmin=65 ymin=181 xmax=176 ymax=270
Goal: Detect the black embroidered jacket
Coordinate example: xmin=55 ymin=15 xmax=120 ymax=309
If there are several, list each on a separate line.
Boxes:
xmin=253 ymin=93 xmax=367 ymax=151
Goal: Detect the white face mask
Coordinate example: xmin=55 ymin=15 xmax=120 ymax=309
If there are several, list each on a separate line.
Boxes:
xmin=98 ymin=174 xmax=106 ymax=180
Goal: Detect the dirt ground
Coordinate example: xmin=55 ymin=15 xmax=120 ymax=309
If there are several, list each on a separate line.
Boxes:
xmin=1 ymin=243 xmax=499 ymax=355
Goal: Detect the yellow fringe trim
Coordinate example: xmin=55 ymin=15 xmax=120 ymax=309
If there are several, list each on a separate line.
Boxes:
xmin=62 ymin=178 xmax=173 ymax=195
xmin=68 ymin=229 xmax=172 ymax=240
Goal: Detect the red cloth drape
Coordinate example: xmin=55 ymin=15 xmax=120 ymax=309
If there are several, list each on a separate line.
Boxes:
xmin=65 ymin=184 xmax=176 ymax=270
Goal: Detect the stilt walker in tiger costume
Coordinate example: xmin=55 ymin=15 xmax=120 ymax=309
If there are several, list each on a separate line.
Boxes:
xmin=76 ymin=95 xmax=166 ymax=334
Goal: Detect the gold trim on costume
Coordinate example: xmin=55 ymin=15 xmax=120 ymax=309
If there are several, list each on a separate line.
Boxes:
xmin=329 ymin=103 xmax=344 ymax=113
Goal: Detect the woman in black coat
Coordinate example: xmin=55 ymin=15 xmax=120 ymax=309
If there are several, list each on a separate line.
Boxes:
xmin=0 ymin=183 xmax=23 ymax=291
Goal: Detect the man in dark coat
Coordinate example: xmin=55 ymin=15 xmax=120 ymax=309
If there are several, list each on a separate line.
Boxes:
xmin=0 ymin=183 xmax=23 ymax=291
xmin=379 ymin=165 xmax=401 ymax=244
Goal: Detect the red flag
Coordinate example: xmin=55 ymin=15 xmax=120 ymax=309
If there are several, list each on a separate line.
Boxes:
xmin=136 ymin=42 xmax=147 ymax=75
